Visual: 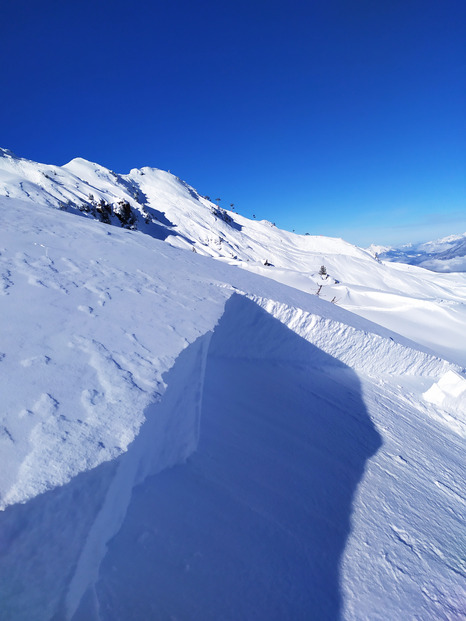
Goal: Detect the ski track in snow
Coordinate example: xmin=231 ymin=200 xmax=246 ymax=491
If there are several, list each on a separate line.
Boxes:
xmin=0 ymin=155 xmax=465 ymax=619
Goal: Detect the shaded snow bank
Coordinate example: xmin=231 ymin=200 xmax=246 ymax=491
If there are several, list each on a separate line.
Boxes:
xmin=3 ymin=292 xmax=459 ymax=619
xmin=0 ymin=198 xmax=230 ymax=511
xmin=0 ymin=330 xmax=212 ymax=621
xmin=3 ymin=197 xmax=460 ymax=513
xmin=66 ymin=330 xmax=212 ymax=619
xmin=0 ymin=294 xmax=378 ymax=620
xmin=1 ymin=195 xmax=465 ymax=620
xmin=72 ymin=295 xmax=381 ymax=621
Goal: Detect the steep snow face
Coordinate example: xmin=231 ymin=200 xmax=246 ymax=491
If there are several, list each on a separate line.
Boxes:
xmin=0 ymin=197 xmax=229 ymax=511
xmin=250 ymin=296 xmax=456 ymax=378
xmin=3 ymin=196 xmax=452 ymax=512
xmin=1 ymin=196 xmax=465 ymax=620
xmin=74 ymin=296 xmax=382 ymax=621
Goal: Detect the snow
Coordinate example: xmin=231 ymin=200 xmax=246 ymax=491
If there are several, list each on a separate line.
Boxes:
xmin=0 ymin=150 xmax=465 ymax=620
xmin=423 ymin=370 xmax=466 ymax=417
xmin=377 ymin=232 xmax=466 ymax=273
xmin=419 ymin=255 xmax=466 ymax=273
xmin=2 ymin=148 xmax=466 ymax=365
xmin=75 ymin=297 xmax=382 ymax=620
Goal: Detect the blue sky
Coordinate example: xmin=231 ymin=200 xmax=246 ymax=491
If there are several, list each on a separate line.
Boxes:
xmin=1 ymin=0 xmax=464 ymax=246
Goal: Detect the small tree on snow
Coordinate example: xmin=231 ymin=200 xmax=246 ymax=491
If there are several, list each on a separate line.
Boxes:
xmin=319 ymin=265 xmax=327 ymax=277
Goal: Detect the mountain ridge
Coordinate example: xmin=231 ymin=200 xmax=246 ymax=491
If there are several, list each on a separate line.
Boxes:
xmin=371 ymin=232 xmax=466 ymax=273
xmin=0 ymin=150 xmax=465 ymax=619
xmin=1 ymin=147 xmax=466 ymax=367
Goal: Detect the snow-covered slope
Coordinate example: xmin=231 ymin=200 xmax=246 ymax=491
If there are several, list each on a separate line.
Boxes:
xmin=0 ymin=147 xmax=373 ymax=269
xmin=1 ymin=152 xmax=465 ymax=620
xmin=2 ymin=148 xmax=466 ymax=367
xmin=374 ymin=232 xmax=466 ymax=273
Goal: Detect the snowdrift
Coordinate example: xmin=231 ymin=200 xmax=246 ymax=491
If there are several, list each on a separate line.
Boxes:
xmin=1 ymin=155 xmax=465 ymax=620
xmin=423 ymin=370 xmax=466 ymax=417
xmin=1 ymin=197 xmax=458 ymax=512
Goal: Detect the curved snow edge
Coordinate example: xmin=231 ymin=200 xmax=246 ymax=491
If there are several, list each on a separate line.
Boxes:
xmin=65 ymin=329 xmax=213 ymax=619
xmin=249 ymin=295 xmax=459 ymax=378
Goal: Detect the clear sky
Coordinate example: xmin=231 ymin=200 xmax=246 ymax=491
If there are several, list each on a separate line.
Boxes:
xmin=1 ymin=0 xmax=465 ymax=246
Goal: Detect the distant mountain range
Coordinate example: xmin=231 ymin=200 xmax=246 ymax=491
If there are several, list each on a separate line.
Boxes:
xmin=368 ymin=233 xmax=466 ymax=272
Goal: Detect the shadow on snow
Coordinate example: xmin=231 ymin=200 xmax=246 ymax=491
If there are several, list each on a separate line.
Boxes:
xmin=93 ymin=296 xmax=382 ymax=620
xmin=0 ymin=295 xmax=382 ymax=621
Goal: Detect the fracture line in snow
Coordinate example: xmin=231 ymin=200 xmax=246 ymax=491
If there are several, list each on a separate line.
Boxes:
xmin=248 ymin=295 xmax=459 ymax=378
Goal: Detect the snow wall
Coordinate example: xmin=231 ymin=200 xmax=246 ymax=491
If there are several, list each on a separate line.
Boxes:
xmin=0 ymin=293 xmax=459 ymax=620
xmin=251 ymin=296 xmax=458 ymax=378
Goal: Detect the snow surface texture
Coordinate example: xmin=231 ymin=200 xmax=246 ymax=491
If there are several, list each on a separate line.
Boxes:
xmin=0 ymin=151 xmax=465 ymax=619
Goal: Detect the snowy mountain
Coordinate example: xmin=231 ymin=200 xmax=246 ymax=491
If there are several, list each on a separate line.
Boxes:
xmin=0 ymin=150 xmax=465 ymax=620
xmin=372 ymin=232 xmax=466 ymax=273
xmin=2 ymin=148 xmax=466 ymax=366
xmin=0 ymin=147 xmax=373 ymax=266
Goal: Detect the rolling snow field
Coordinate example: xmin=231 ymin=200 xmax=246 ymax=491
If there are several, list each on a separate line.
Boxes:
xmin=0 ymin=151 xmax=465 ymax=620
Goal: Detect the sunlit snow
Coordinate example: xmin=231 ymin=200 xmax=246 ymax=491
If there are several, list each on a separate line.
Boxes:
xmin=0 ymin=150 xmax=465 ymax=620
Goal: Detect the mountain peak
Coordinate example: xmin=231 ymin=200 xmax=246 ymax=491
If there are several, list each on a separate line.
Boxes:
xmin=0 ymin=147 xmax=19 ymax=159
